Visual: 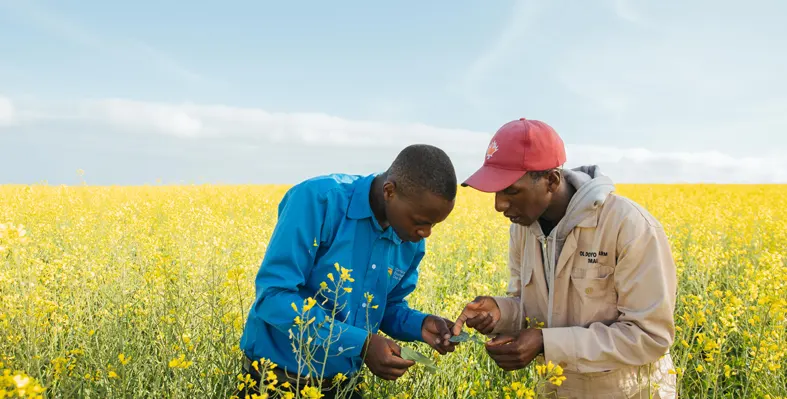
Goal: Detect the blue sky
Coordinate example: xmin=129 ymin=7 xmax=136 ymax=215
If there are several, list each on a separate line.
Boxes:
xmin=1 ymin=0 xmax=785 ymax=185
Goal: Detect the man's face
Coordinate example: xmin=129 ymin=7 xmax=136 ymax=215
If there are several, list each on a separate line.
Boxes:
xmin=494 ymin=171 xmax=559 ymax=226
xmin=383 ymin=184 xmax=454 ymax=242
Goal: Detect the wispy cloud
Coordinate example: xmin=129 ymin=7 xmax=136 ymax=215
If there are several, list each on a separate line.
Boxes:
xmin=612 ymin=0 xmax=643 ymax=24
xmin=0 ymin=0 xmax=210 ymax=86
xmin=5 ymin=95 xmax=786 ymax=184
xmin=456 ymin=0 xmax=543 ymax=109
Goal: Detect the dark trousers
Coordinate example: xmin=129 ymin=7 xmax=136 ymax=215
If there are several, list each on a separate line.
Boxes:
xmin=237 ymin=359 xmax=363 ymax=399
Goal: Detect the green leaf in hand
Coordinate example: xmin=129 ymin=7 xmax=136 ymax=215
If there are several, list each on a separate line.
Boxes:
xmin=449 ymin=331 xmax=471 ymax=343
xmin=400 ymin=346 xmax=437 ymax=373
xmin=449 ymin=331 xmax=487 ymax=344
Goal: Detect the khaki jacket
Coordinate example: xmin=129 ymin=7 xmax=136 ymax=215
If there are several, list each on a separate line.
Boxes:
xmin=492 ymin=166 xmax=678 ymax=398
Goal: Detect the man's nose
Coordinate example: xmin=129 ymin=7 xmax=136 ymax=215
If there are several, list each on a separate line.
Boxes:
xmin=494 ymin=193 xmax=509 ymax=213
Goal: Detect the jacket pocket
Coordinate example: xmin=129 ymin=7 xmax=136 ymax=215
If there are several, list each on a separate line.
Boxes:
xmin=569 ymin=265 xmax=618 ymax=322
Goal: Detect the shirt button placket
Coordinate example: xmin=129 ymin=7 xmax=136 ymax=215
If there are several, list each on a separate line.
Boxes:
xmin=360 ymin=241 xmax=382 ymax=321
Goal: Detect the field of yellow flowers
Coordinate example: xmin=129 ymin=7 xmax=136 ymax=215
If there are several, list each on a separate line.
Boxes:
xmin=1 ymin=183 xmax=785 ymax=398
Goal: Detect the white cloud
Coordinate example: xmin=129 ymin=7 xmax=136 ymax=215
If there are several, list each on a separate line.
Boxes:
xmin=566 ymin=145 xmax=787 ymax=183
xmin=5 ymin=96 xmax=787 ymax=184
xmin=90 ymin=99 xmax=204 ymax=138
xmin=74 ymin=98 xmax=490 ymax=154
xmin=0 ymin=96 xmax=15 ymax=127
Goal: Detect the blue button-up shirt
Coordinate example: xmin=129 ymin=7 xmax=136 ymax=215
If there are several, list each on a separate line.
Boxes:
xmin=240 ymin=173 xmax=429 ymax=378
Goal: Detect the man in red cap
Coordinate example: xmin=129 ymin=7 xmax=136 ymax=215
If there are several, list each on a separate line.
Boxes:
xmin=452 ymin=118 xmax=678 ymax=398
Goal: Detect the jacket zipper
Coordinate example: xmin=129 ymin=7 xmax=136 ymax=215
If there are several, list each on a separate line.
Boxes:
xmin=539 ymin=236 xmax=556 ymax=328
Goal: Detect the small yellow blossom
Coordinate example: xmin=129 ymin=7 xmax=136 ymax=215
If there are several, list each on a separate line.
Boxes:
xmin=303 ymin=297 xmax=317 ymax=312
xmin=300 ymin=385 xmax=324 ymax=399
xmin=333 ymin=373 xmax=347 ymax=384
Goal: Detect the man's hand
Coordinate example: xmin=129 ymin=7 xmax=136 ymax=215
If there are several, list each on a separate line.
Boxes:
xmin=484 ymin=328 xmax=544 ymax=371
xmin=452 ymin=296 xmax=501 ymax=335
xmin=362 ymin=334 xmax=415 ymax=381
xmin=421 ymin=315 xmax=458 ymax=355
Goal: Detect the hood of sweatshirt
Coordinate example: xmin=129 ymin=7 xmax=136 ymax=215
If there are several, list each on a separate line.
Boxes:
xmin=537 ymin=165 xmax=616 ymax=261
xmin=554 ymin=165 xmax=615 ymax=240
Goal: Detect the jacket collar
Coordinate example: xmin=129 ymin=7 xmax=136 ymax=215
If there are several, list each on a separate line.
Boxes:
xmin=348 ymin=173 xmax=376 ymax=220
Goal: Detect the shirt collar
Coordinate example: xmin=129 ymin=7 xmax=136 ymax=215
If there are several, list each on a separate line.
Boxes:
xmin=348 ymin=173 xmax=402 ymax=245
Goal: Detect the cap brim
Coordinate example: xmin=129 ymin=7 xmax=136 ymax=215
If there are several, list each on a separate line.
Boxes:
xmin=461 ymin=165 xmax=526 ymax=193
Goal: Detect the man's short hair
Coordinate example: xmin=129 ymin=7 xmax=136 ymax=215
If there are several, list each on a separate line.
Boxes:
xmin=527 ymin=167 xmax=563 ymax=182
xmin=388 ymin=144 xmax=457 ymax=201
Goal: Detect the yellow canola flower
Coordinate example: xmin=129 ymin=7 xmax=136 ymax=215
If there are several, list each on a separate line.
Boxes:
xmin=300 ymin=385 xmax=323 ymax=399
xmin=302 ymin=297 xmax=317 ymax=312
xmin=2 ymin=183 xmax=786 ymax=398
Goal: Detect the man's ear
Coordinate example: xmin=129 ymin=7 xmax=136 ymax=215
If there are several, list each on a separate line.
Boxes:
xmin=383 ymin=180 xmax=396 ymax=202
xmin=547 ymin=169 xmax=562 ymax=193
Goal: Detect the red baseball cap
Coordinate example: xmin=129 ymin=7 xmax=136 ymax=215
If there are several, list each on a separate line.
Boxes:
xmin=462 ymin=118 xmax=566 ymax=193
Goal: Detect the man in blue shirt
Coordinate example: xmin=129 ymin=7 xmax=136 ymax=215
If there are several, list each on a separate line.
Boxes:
xmin=238 ymin=144 xmax=459 ymax=398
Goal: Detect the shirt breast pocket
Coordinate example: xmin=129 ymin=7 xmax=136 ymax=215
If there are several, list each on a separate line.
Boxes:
xmin=569 ymin=265 xmax=619 ymax=326
xmin=570 ymin=265 xmax=616 ymax=304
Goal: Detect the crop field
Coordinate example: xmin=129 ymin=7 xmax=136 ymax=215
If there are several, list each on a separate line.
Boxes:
xmin=1 ymin=184 xmax=785 ymax=398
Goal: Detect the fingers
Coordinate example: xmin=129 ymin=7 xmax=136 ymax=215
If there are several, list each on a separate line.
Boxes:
xmin=452 ymin=297 xmax=486 ymax=335
xmin=428 ymin=317 xmax=459 ymax=355
xmin=374 ymin=365 xmax=410 ymax=381
xmin=434 ymin=318 xmax=453 ymax=344
xmin=487 ymin=353 xmax=523 ymax=363
xmin=465 ymin=312 xmax=493 ymax=330
xmin=474 ymin=315 xmax=496 ymax=334
xmin=486 ymin=334 xmax=516 ymax=346
xmin=493 ymin=361 xmax=526 ymax=371
xmin=385 ymin=339 xmax=415 ymax=366
xmin=484 ymin=334 xmax=516 ymax=350
xmin=388 ymin=339 xmax=402 ymax=357
xmin=385 ymin=352 xmax=416 ymax=369
xmin=377 ymin=372 xmax=403 ymax=381
xmin=454 ymin=296 xmax=498 ymax=336
xmin=368 ymin=346 xmax=414 ymax=381
xmin=422 ymin=316 xmax=459 ymax=356
xmin=451 ymin=313 xmax=469 ymax=336
xmin=433 ymin=341 xmax=457 ymax=355
xmin=488 ymin=352 xmax=535 ymax=371
xmin=486 ymin=350 xmax=528 ymax=371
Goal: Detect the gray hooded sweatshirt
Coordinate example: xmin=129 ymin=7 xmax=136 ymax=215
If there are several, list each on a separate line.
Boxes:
xmin=536 ymin=165 xmax=615 ymax=327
